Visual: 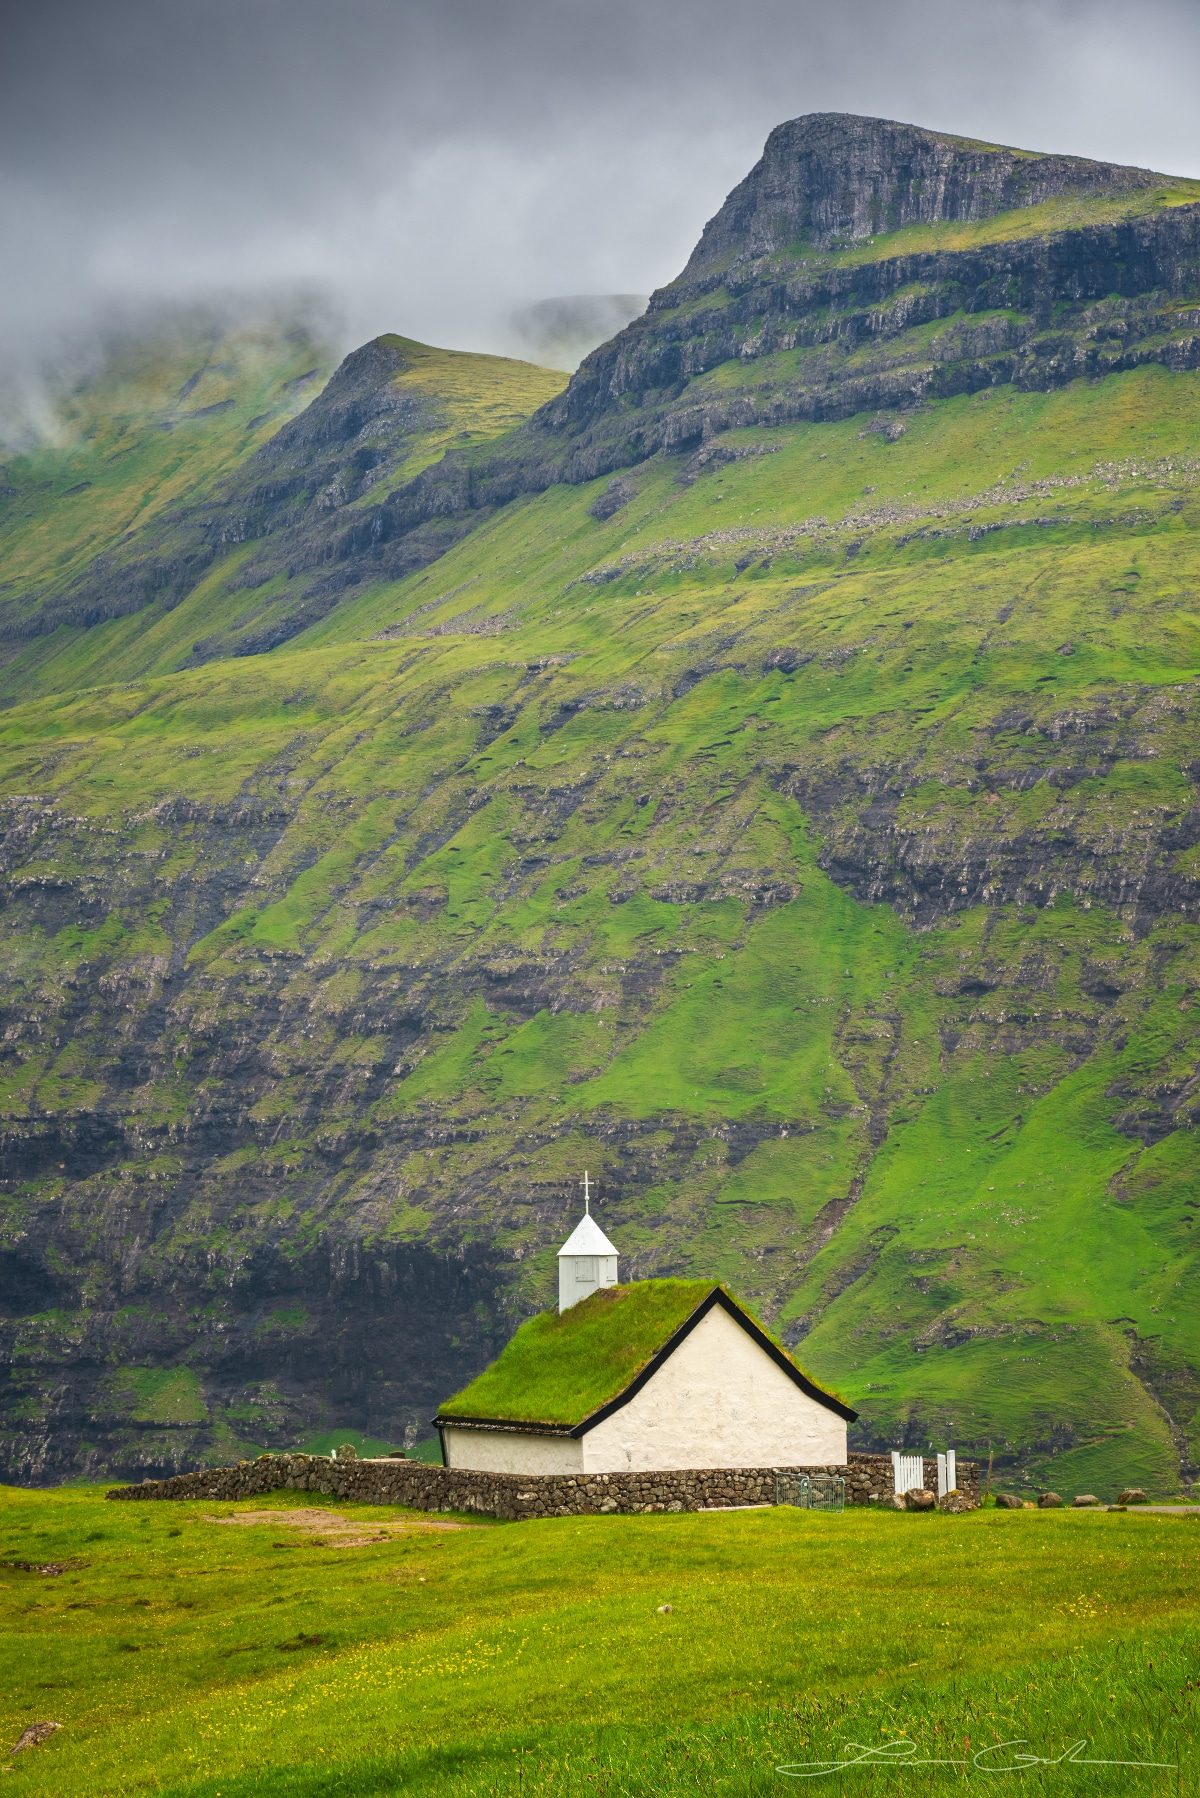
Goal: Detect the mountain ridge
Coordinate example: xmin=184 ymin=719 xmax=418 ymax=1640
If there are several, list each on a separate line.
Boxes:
xmin=11 ymin=116 xmax=1200 ymax=683
xmin=680 ymin=111 xmax=1167 ymax=268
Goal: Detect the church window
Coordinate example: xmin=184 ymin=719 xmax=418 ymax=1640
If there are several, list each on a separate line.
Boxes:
xmin=575 ymin=1257 xmax=598 ymax=1282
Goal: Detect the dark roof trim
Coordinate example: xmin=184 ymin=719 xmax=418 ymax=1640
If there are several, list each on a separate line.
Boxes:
xmin=568 ymin=1286 xmax=858 ymax=1436
xmin=434 ymin=1415 xmax=575 ymax=1438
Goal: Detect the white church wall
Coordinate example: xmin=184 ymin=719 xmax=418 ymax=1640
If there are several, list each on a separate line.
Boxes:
xmin=581 ymin=1304 xmax=847 ymax=1472
xmin=441 ymin=1425 xmax=584 ymax=1475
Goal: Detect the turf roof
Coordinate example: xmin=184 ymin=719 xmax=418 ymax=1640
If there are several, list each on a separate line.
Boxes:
xmin=436 ymin=1278 xmax=849 ymax=1429
xmin=438 ymin=1280 xmax=715 ymax=1427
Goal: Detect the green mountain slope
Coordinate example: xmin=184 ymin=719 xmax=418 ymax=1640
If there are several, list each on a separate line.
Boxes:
xmin=0 ymin=327 xmax=566 ymax=694
xmin=0 ymin=115 xmax=1198 ymax=1498
xmin=0 ymin=309 xmax=338 ymax=653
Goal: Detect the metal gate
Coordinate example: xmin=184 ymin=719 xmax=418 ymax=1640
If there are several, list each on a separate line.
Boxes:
xmin=774 ymin=1473 xmax=846 ymax=1512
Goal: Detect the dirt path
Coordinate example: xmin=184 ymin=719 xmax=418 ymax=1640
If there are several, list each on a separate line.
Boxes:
xmin=204 ymin=1508 xmax=483 ymax=1547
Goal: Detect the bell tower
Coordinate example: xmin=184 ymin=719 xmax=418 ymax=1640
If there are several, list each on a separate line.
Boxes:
xmin=557 ymin=1172 xmax=619 ymax=1312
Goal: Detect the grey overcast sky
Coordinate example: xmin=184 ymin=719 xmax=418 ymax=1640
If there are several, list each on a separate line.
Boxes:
xmin=4 ymin=0 xmax=1200 ymax=369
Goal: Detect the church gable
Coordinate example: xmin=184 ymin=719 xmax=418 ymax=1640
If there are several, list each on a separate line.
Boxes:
xmin=581 ymin=1297 xmax=851 ymax=1473
xmin=576 ymin=1285 xmax=857 ymax=1437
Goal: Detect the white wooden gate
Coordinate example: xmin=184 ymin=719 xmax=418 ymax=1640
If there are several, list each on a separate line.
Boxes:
xmin=937 ymin=1450 xmax=957 ymax=1498
xmin=891 ymin=1450 xmax=925 ymax=1495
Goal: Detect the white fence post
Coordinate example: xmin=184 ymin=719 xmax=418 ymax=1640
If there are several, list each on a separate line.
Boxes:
xmin=936 ymin=1450 xmax=957 ymax=1497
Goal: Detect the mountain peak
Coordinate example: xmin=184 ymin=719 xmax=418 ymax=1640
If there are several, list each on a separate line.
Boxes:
xmin=683 ymin=111 xmax=1163 ymax=271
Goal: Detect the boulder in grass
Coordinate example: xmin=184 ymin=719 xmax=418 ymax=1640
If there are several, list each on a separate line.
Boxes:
xmin=886 ymin=1493 xmax=907 ymax=1510
xmin=1072 ymin=1494 xmax=1100 ymax=1508
xmin=1037 ymin=1492 xmax=1064 ymax=1508
xmin=337 ymin=1443 xmax=358 ymax=1462
xmin=1117 ymin=1488 xmax=1149 ymax=1505
xmin=994 ymin=1493 xmax=1024 ymax=1510
xmin=13 ymin=1722 xmax=60 ymax=1753
xmin=905 ymin=1487 xmax=936 ymax=1511
xmin=939 ymin=1492 xmax=976 ymax=1514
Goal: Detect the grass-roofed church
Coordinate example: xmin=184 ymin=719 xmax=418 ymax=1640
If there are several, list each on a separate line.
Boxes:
xmin=436 ymin=1198 xmax=856 ymax=1476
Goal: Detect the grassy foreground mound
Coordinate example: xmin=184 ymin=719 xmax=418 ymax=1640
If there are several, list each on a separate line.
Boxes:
xmin=0 ymin=1482 xmax=1195 ymax=1795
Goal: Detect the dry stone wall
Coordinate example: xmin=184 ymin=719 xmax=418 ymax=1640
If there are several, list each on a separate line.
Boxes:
xmin=106 ymin=1451 xmax=978 ymax=1519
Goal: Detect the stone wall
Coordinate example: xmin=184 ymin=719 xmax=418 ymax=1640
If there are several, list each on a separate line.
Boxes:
xmin=107 ymin=1451 xmax=978 ymax=1520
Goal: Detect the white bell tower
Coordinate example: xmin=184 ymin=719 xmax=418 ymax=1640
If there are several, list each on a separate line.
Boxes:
xmin=557 ymin=1172 xmax=619 ymax=1313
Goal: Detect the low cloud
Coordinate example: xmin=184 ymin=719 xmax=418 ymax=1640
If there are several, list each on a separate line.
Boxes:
xmin=4 ymin=0 xmax=1200 ymax=398
xmin=506 ymin=296 xmax=650 ymax=371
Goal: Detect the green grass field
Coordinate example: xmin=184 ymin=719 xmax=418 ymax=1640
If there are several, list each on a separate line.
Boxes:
xmin=0 ymin=1482 xmax=1195 ymax=1795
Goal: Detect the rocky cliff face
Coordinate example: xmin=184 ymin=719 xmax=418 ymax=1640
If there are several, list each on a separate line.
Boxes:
xmin=268 ymin=194 xmax=1200 ymax=595
xmin=681 ymin=113 xmax=1160 ymax=268
xmin=263 ymin=118 xmax=1200 ymax=570
xmin=543 ymin=218 xmax=1200 ymax=446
